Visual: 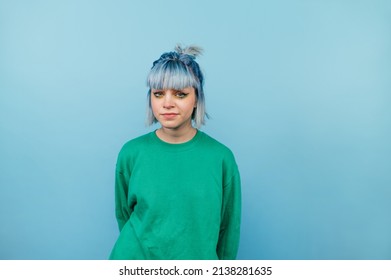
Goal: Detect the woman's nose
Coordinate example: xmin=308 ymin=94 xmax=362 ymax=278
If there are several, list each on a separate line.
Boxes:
xmin=163 ymin=94 xmax=174 ymax=108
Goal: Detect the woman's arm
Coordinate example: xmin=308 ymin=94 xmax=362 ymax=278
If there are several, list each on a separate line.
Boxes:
xmin=216 ymin=172 xmax=242 ymax=259
xmin=114 ymin=168 xmax=131 ymax=231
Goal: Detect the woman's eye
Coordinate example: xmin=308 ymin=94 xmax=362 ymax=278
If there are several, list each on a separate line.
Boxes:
xmin=176 ymin=92 xmax=188 ymax=98
xmin=153 ymin=92 xmax=163 ymax=98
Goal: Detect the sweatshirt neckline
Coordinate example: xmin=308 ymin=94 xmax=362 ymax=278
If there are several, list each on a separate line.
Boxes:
xmin=150 ymin=129 xmax=202 ymax=152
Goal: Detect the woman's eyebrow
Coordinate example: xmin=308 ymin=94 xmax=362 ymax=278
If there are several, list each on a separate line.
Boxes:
xmin=152 ymin=89 xmax=188 ymax=93
xmin=174 ymin=89 xmax=190 ymax=93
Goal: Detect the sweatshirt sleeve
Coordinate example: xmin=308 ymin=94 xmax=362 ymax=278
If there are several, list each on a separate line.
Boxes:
xmin=114 ymin=167 xmax=132 ymax=231
xmin=216 ymin=170 xmax=242 ymax=260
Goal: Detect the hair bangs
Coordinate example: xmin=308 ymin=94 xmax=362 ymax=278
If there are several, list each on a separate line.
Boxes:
xmin=147 ymin=60 xmax=199 ymax=90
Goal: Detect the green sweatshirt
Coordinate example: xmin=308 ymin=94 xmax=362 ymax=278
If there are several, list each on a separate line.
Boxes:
xmin=109 ymin=130 xmax=241 ymax=260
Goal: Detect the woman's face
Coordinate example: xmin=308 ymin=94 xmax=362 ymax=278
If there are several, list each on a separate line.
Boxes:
xmin=151 ymin=87 xmax=197 ymax=131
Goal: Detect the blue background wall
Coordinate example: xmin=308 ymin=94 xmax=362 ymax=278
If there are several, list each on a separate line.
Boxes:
xmin=1 ymin=0 xmax=390 ymax=259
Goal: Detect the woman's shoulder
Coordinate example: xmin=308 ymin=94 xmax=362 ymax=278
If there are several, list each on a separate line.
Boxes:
xmin=118 ymin=132 xmax=154 ymax=155
xmin=199 ymin=131 xmax=236 ymax=158
xmin=199 ymin=132 xmax=239 ymax=177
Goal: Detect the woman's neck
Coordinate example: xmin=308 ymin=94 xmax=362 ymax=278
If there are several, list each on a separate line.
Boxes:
xmin=156 ymin=125 xmax=197 ymax=144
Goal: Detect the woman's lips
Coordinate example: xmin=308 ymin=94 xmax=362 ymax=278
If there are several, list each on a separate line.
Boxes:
xmin=161 ymin=113 xmax=178 ymax=119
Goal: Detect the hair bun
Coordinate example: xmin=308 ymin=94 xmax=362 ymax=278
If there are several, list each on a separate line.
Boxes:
xmin=175 ymin=44 xmax=203 ymax=58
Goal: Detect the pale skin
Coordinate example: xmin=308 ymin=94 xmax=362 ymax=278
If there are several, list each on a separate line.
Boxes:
xmin=150 ymin=87 xmax=197 ymax=144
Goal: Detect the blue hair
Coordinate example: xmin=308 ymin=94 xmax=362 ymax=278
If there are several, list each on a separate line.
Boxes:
xmin=146 ymin=45 xmax=208 ymax=128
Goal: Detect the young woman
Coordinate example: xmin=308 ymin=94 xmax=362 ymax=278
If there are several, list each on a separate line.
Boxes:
xmin=109 ymin=45 xmax=241 ymax=260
